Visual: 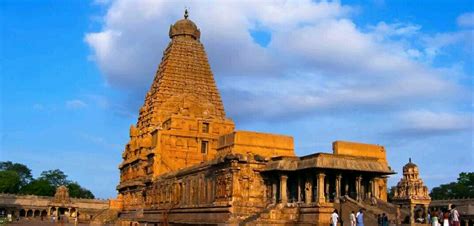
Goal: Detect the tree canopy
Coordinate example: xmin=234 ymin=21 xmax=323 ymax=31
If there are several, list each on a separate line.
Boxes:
xmin=0 ymin=170 xmax=21 ymax=193
xmin=430 ymin=172 xmax=474 ymax=199
xmin=0 ymin=161 xmax=32 ymax=187
xmin=20 ymin=179 xmax=55 ymax=196
xmin=67 ymin=182 xmax=95 ymax=199
xmin=39 ymin=169 xmax=71 ymax=188
xmin=0 ymin=161 xmax=95 ymax=199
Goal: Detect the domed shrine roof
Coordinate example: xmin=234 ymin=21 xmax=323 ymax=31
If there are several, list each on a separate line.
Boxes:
xmin=403 ymin=158 xmax=418 ymax=169
xmin=169 ymin=9 xmax=201 ymax=40
xmin=392 ymin=158 xmax=431 ymax=202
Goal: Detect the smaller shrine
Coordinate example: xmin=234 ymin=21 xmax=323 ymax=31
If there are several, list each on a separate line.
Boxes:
xmin=49 ymin=186 xmax=77 ymax=220
xmin=392 ymin=158 xmax=431 ymax=224
xmin=0 ymin=186 xmax=110 ymax=223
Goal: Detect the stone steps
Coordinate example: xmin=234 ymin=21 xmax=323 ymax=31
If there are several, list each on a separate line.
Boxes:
xmin=246 ymin=204 xmax=300 ymax=225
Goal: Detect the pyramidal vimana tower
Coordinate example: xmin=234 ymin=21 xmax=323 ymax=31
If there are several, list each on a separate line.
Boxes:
xmin=116 ymin=11 xmax=399 ymax=225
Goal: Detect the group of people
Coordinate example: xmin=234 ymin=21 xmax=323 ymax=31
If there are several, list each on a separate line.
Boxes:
xmin=51 ymin=212 xmax=79 ymax=226
xmin=429 ymin=205 xmax=461 ymax=226
xmin=377 ymin=213 xmax=390 ymax=226
xmin=330 ymin=204 xmax=461 ymax=226
xmin=331 ymin=209 xmax=366 ymax=226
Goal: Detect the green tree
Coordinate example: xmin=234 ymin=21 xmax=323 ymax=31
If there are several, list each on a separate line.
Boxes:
xmin=38 ymin=169 xmax=70 ymax=187
xmin=0 ymin=171 xmax=21 ymax=193
xmin=388 ymin=186 xmax=396 ymax=201
xmin=67 ymin=182 xmax=95 ymax=199
xmin=0 ymin=162 xmax=96 ymax=198
xmin=0 ymin=161 xmax=33 ymax=187
xmin=20 ymin=179 xmax=55 ymax=196
xmin=430 ymin=172 xmax=474 ymax=199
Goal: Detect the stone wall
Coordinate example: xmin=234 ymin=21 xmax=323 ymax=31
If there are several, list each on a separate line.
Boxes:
xmin=217 ymin=131 xmax=295 ymax=158
xmin=119 ymin=154 xmax=269 ymax=225
xmin=333 ymin=140 xmax=387 ymax=163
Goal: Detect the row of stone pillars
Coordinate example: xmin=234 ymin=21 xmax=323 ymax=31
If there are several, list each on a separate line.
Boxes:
xmin=47 ymin=207 xmax=77 ymax=218
xmin=409 ymin=204 xmax=429 ymax=224
xmin=271 ymin=172 xmax=379 ymax=205
xmin=18 ymin=209 xmax=47 ymax=217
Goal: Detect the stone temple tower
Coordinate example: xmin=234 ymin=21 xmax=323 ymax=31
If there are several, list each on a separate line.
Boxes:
xmin=117 ymin=10 xmax=235 ymax=211
xmin=392 ymin=158 xmax=431 ymax=224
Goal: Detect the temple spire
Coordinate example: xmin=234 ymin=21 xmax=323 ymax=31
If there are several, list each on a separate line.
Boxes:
xmin=409 ymin=157 xmax=412 ymax=163
xmin=184 ymin=8 xmax=189 ymax=19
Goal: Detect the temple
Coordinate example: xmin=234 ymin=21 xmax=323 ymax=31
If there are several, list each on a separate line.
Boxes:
xmin=392 ymin=158 xmax=431 ymax=224
xmin=115 ymin=11 xmax=407 ymax=225
xmin=0 ymin=186 xmax=109 ymax=223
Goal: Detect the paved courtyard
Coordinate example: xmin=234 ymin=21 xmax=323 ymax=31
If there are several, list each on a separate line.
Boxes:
xmin=3 ymin=219 xmax=112 ymax=226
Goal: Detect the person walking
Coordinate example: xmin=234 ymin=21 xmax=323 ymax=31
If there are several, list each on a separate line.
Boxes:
xmin=377 ymin=214 xmax=382 ymax=226
xmin=431 ymin=210 xmax=439 ymax=226
xmin=382 ymin=213 xmax=389 ymax=226
xmin=443 ymin=209 xmax=450 ymax=226
xmin=350 ymin=211 xmax=356 ymax=226
xmin=356 ymin=209 xmax=364 ymax=226
xmin=331 ymin=209 xmax=339 ymax=226
xmin=450 ymin=205 xmax=460 ymax=226
xmin=438 ymin=210 xmax=444 ymax=225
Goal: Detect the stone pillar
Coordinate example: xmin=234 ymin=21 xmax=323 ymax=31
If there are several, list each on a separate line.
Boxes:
xmin=355 ymin=176 xmax=362 ymax=202
xmin=304 ymin=177 xmax=312 ymax=204
xmin=317 ymin=173 xmax=326 ymax=204
xmin=280 ymin=174 xmax=288 ymax=204
xmin=368 ymin=179 xmax=374 ymax=199
xmin=335 ymin=174 xmax=342 ymax=203
xmin=272 ymin=179 xmax=278 ymax=204
xmin=409 ymin=204 xmax=415 ymax=224
xmin=297 ymin=176 xmax=302 ymax=203
xmin=373 ymin=177 xmax=379 ymax=199
xmin=182 ymin=182 xmax=186 ymax=205
xmin=47 ymin=207 xmax=51 ymax=216
xmin=68 ymin=208 xmax=71 ymax=217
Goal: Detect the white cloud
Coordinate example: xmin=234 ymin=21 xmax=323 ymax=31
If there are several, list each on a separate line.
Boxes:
xmin=66 ymin=100 xmax=87 ymax=110
xmin=85 ymin=0 xmax=469 ymax=129
xmin=370 ymin=22 xmax=421 ymax=39
xmin=457 ymin=12 xmax=474 ymax=28
xmin=395 ymin=110 xmax=471 ymax=135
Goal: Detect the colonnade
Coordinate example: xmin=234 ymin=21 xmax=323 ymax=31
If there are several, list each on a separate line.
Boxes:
xmin=47 ymin=206 xmax=78 ymax=218
xmin=268 ymin=171 xmax=383 ymax=205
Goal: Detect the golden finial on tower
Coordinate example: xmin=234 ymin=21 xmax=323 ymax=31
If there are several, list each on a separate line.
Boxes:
xmin=184 ymin=8 xmax=189 ymax=19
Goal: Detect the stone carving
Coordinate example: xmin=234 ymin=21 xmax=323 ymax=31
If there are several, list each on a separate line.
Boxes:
xmin=305 ymin=179 xmax=312 ymax=204
xmin=113 ymin=11 xmax=399 ymax=226
xmin=53 ymin=185 xmax=71 ymax=204
xmin=392 ymin=158 xmax=431 ymax=201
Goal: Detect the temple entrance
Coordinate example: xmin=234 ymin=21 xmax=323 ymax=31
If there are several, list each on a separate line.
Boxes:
xmin=325 ymin=174 xmax=335 ymax=202
xmin=19 ymin=209 xmax=26 ymax=217
xmin=50 ymin=207 xmax=56 ymax=216
xmin=342 ymin=175 xmax=357 ymax=199
xmin=58 ymin=207 xmax=67 ymax=216
xmin=287 ymin=175 xmax=298 ymax=203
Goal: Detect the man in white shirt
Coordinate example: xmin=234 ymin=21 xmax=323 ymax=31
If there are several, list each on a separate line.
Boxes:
xmin=350 ymin=211 xmax=356 ymax=226
xmin=331 ymin=209 xmax=339 ymax=226
xmin=450 ymin=205 xmax=460 ymax=226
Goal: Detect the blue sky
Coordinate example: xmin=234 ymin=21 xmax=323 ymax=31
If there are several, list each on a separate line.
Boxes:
xmin=1 ymin=0 xmax=473 ymax=198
